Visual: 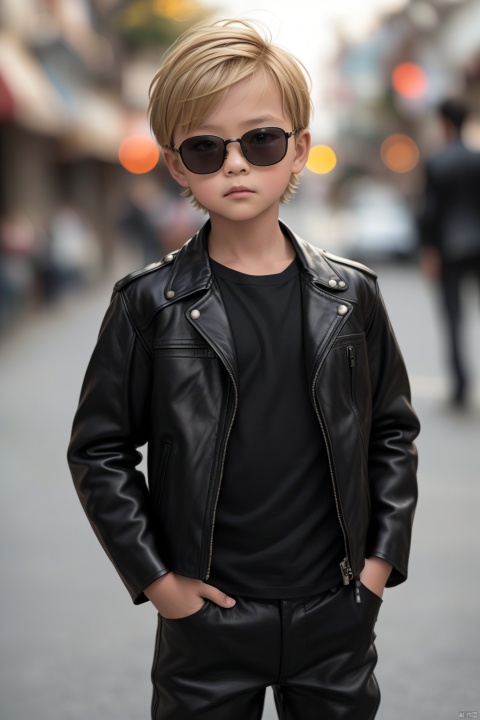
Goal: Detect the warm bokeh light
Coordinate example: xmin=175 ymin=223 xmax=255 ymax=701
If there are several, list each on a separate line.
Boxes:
xmin=306 ymin=145 xmax=337 ymax=174
xmin=392 ymin=62 xmax=428 ymax=98
xmin=380 ymin=134 xmax=420 ymax=173
xmin=123 ymin=0 xmax=201 ymax=25
xmin=118 ymin=134 xmax=160 ymax=174
xmin=153 ymin=0 xmax=200 ymax=19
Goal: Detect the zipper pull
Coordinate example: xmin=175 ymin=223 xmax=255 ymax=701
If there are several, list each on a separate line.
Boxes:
xmin=348 ymin=346 xmax=355 ymax=367
xmin=340 ymin=557 xmax=353 ymax=585
xmin=354 ymin=578 xmax=362 ymax=604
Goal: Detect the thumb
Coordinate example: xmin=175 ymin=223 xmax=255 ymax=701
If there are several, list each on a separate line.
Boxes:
xmin=201 ymin=583 xmax=236 ymax=609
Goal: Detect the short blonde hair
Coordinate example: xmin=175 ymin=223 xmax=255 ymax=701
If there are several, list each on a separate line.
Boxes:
xmin=149 ymin=19 xmax=312 ymax=210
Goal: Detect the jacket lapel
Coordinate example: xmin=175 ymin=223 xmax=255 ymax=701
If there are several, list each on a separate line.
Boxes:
xmin=187 ymin=282 xmax=239 ymax=385
xmin=301 ymin=279 xmax=352 ymax=387
xmin=281 ymin=222 xmax=353 ymax=383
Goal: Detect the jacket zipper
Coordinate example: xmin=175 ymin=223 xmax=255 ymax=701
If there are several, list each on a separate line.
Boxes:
xmin=347 ymin=345 xmax=368 ymax=601
xmin=312 ymin=363 xmax=353 ymax=586
xmin=348 ymin=345 xmax=370 ymax=482
xmin=348 ymin=345 xmax=355 ymax=367
xmin=204 ymin=362 xmax=238 ymax=579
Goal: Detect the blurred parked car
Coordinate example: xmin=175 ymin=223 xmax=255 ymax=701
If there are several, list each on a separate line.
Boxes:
xmin=330 ymin=179 xmax=418 ymax=262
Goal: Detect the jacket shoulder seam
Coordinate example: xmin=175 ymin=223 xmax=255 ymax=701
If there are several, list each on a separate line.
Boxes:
xmin=322 ymin=251 xmax=378 ymax=278
xmin=114 ymin=252 xmax=179 ymax=292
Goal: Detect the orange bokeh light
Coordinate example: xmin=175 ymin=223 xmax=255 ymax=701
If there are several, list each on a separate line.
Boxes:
xmin=380 ymin=134 xmax=420 ymax=173
xmin=118 ymin=134 xmax=160 ymax=174
xmin=392 ymin=63 xmax=427 ymax=99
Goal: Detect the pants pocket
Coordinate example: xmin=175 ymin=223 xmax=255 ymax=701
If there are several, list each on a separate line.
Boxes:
xmin=358 ymin=579 xmax=383 ymax=606
xmin=160 ymin=599 xmax=212 ymax=624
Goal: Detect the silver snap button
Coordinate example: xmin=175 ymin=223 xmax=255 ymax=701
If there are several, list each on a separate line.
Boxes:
xmin=166 ymin=290 xmax=175 ymax=299
xmin=338 ymin=280 xmax=346 ymax=288
xmin=164 ymin=254 xmax=174 ymax=262
xmin=328 ymin=279 xmax=338 ymax=288
xmin=337 ymin=304 xmax=348 ymax=316
xmin=190 ymin=309 xmax=201 ymax=320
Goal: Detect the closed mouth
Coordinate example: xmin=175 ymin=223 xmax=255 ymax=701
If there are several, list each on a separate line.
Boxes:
xmin=225 ymin=187 xmax=254 ymax=196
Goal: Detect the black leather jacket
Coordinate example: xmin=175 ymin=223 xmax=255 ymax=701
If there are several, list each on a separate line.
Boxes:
xmin=68 ymin=221 xmax=419 ymax=604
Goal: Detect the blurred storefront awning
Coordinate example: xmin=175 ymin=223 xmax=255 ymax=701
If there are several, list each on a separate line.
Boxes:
xmin=0 ymin=32 xmax=128 ymax=161
xmin=0 ymin=32 xmax=68 ymax=133
xmin=64 ymin=88 xmax=127 ymax=161
xmin=439 ymin=1 xmax=480 ymax=66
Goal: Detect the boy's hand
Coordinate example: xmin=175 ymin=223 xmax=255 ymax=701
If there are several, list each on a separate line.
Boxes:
xmin=359 ymin=557 xmax=392 ymax=599
xmin=144 ymin=572 xmax=236 ymax=619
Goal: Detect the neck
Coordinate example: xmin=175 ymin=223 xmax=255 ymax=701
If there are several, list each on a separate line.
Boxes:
xmin=207 ymin=207 xmax=295 ymax=275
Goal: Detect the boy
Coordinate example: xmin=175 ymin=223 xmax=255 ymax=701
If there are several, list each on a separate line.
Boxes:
xmin=68 ymin=19 xmax=420 ymax=720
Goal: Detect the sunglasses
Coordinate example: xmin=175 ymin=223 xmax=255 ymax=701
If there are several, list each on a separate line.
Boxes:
xmin=170 ymin=127 xmax=300 ymax=175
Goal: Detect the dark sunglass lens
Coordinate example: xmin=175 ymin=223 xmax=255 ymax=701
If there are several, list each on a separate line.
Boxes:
xmin=181 ymin=136 xmax=224 ymax=173
xmin=242 ymin=128 xmax=286 ymax=166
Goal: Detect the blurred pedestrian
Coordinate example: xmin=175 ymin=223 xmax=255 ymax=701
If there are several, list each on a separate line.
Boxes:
xmin=0 ymin=210 xmax=38 ymax=331
xmin=119 ymin=177 xmax=169 ymax=266
xmin=419 ymin=99 xmax=480 ymax=408
xmin=120 ymin=176 xmax=201 ymax=266
xmin=49 ymin=204 xmax=100 ymax=290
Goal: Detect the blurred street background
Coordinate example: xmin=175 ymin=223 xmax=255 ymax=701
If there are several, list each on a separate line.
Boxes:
xmin=1 ymin=0 xmax=480 ymax=718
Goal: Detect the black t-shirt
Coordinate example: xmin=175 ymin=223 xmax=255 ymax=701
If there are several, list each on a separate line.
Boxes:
xmin=206 ymin=256 xmax=344 ymax=599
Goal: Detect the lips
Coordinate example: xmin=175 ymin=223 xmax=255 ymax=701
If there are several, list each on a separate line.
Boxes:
xmin=224 ymin=186 xmax=254 ymax=196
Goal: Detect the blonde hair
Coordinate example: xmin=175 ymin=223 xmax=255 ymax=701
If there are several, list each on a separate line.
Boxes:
xmin=149 ymin=18 xmax=312 ymax=210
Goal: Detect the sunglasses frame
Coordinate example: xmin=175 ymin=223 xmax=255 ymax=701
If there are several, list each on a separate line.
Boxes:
xmin=170 ymin=127 xmax=300 ymax=175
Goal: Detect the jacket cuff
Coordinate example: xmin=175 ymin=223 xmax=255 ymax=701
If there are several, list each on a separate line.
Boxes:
xmin=132 ymin=568 xmax=171 ymax=605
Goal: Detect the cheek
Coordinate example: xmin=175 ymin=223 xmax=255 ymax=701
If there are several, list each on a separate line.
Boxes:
xmin=184 ymin=176 xmax=223 ymax=208
xmin=263 ymin=166 xmax=293 ymax=195
xmin=187 ymin=177 xmax=214 ymax=200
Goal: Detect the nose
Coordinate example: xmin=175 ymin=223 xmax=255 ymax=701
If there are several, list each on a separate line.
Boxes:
xmin=223 ymin=139 xmax=249 ymax=174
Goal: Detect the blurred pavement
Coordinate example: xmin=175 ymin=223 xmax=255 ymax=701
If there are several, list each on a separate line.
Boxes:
xmin=1 ymin=259 xmax=479 ymax=719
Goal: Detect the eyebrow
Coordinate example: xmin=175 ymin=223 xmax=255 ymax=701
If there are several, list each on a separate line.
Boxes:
xmin=194 ymin=116 xmax=284 ymax=133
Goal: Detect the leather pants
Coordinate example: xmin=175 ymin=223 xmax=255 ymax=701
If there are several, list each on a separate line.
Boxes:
xmin=151 ymin=582 xmax=382 ymax=719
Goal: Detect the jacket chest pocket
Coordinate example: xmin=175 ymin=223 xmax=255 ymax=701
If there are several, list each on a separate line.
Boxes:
xmin=330 ymin=332 xmax=370 ymax=473
xmin=154 ymin=339 xmax=216 ymax=359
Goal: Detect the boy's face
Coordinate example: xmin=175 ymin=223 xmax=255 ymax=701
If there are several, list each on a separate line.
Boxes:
xmin=163 ymin=72 xmax=311 ymax=226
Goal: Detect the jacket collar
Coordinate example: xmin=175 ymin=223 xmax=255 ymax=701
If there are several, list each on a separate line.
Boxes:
xmin=164 ymin=219 xmax=347 ymax=300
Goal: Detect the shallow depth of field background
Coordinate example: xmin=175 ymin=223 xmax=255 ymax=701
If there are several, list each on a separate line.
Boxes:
xmin=1 ymin=1 xmax=479 ymax=718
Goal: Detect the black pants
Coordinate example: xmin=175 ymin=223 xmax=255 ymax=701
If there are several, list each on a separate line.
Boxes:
xmin=151 ymin=582 xmax=382 ymax=719
xmin=440 ymin=256 xmax=480 ymax=401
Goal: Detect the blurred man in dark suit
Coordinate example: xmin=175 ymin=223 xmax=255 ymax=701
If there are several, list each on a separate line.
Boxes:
xmin=419 ymin=99 xmax=480 ymax=408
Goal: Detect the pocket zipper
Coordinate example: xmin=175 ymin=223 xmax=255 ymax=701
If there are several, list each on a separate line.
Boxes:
xmin=347 ymin=345 xmax=369 ymax=472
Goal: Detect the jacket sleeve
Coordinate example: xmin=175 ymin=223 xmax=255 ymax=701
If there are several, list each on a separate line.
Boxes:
xmin=67 ymin=289 xmax=169 ymax=604
xmin=365 ymin=280 xmax=420 ymax=586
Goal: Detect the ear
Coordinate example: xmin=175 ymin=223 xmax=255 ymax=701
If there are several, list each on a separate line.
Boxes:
xmin=291 ymin=129 xmax=311 ymax=174
xmin=162 ymin=147 xmax=191 ymax=189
